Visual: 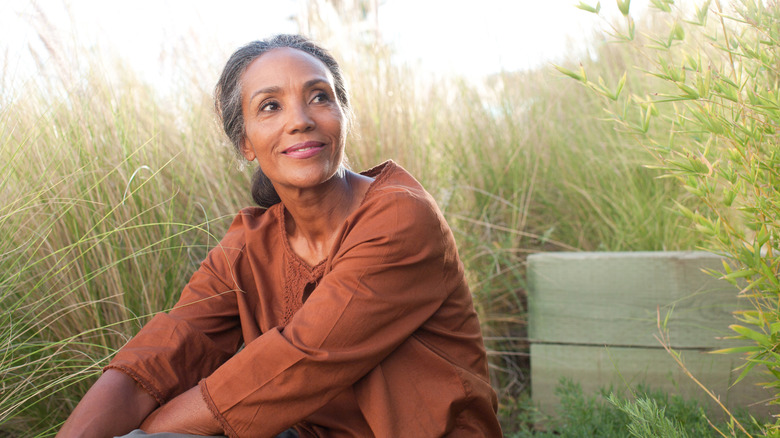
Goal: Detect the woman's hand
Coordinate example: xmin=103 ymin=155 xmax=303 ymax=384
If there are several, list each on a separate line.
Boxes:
xmin=140 ymin=385 xmax=223 ymax=435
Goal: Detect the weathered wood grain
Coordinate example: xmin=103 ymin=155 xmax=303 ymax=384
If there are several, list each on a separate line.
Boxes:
xmin=528 ymin=251 xmax=775 ymax=420
xmin=528 ymin=251 xmax=742 ymax=348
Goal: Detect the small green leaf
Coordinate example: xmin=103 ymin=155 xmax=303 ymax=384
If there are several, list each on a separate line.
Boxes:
xmin=715 ymin=78 xmax=740 ymax=102
xmin=650 ymin=0 xmax=672 ymax=12
xmin=696 ymin=68 xmax=711 ymax=98
xmin=615 ymin=72 xmax=627 ymax=100
xmin=760 ymin=260 xmax=775 ymax=280
xmin=732 ymin=359 xmax=759 ymax=385
xmin=693 ymin=0 xmax=711 ymax=25
xmin=735 ymin=310 xmax=762 ymax=326
xmin=639 ymin=105 xmax=652 ymax=133
xmin=676 ymin=83 xmax=699 ymax=99
xmin=662 ymin=307 xmax=673 ymax=331
xmin=671 ymin=22 xmax=685 ymax=41
xmin=723 ymin=186 xmax=736 ymax=207
xmin=617 ymin=0 xmax=631 ymax=16
xmin=554 ymin=65 xmax=584 ymax=81
xmin=576 ymin=1 xmax=601 ymax=13
xmin=685 ymin=53 xmax=698 ymax=70
xmin=730 ymin=324 xmax=770 ymax=345
xmin=723 ymin=269 xmax=755 ymax=280
xmin=674 ymin=201 xmax=695 ymax=220
xmin=711 ymin=345 xmax=763 ymax=354
xmin=757 ymin=225 xmax=770 ymax=246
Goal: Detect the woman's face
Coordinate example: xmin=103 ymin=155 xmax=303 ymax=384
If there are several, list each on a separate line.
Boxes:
xmin=239 ymin=47 xmax=346 ymax=194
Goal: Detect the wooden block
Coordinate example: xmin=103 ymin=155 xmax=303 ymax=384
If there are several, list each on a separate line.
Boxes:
xmin=528 ymin=251 xmax=742 ymax=349
xmin=527 ymin=251 xmax=775 ymax=420
xmin=531 ymin=343 xmax=775 ymax=420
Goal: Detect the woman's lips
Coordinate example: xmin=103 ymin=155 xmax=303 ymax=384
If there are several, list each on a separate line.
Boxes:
xmin=282 ymin=141 xmax=325 ymax=159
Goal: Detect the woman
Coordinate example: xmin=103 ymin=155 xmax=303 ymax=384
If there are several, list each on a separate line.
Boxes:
xmin=57 ymin=34 xmax=501 ymax=438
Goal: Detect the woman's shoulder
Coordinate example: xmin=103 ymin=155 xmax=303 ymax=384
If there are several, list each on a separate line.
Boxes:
xmin=223 ymin=204 xmax=281 ymax=234
xmin=334 ymin=161 xmax=458 ymax=268
xmin=360 ymin=160 xmax=432 ymax=206
xmin=211 ymin=204 xmax=284 ymax=256
xmin=353 ymin=160 xmax=448 ymax=237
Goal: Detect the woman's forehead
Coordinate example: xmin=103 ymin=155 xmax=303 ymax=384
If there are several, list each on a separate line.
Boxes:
xmin=242 ymin=47 xmax=334 ymax=89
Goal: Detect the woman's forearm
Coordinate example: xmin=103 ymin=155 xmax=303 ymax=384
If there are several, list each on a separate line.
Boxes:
xmin=57 ymin=369 xmax=159 ymax=438
xmin=140 ymin=385 xmax=223 ymax=435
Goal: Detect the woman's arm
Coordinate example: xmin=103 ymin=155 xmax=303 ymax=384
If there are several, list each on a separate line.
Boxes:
xmin=200 ymin=191 xmax=460 ymax=436
xmin=140 ymin=385 xmax=222 ymax=435
xmin=57 ymin=213 xmax=253 ymax=437
xmin=56 ymin=369 xmax=158 ymax=438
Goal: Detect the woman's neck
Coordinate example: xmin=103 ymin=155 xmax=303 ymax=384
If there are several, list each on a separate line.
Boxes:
xmin=280 ymin=169 xmax=373 ymax=265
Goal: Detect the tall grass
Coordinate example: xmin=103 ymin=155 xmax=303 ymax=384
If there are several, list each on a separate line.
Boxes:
xmin=1 ymin=39 xmax=252 ymax=434
xmin=1 ymin=2 xmax=706 ymax=435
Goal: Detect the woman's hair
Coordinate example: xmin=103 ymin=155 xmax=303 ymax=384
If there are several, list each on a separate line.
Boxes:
xmin=214 ymin=34 xmax=352 ymax=208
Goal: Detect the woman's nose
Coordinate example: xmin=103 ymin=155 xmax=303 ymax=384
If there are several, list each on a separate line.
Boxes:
xmin=286 ymin=103 xmax=315 ymax=133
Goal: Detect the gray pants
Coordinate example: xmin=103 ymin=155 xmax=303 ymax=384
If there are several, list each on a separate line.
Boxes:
xmin=117 ymin=429 xmax=298 ymax=438
xmin=116 ymin=431 xmax=225 ymax=438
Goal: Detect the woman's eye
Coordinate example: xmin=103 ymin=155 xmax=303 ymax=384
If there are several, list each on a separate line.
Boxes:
xmin=312 ymin=92 xmax=330 ymax=103
xmin=260 ymin=101 xmax=280 ymax=112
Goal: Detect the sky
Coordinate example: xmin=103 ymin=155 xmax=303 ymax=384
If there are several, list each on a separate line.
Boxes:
xmin=1 ymin=0 xmax=654 ymax=94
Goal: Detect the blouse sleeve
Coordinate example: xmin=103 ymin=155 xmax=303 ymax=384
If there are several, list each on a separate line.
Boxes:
xmin=105 ymin=217 xmax=247 ymax=405
xmin=201 ymin=190 xmax=461 ymax=437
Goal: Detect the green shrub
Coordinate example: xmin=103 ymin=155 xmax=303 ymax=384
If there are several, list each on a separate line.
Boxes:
xmin=507 ymin=380 xmax=763 ymax=437
xmin=570 ymin=0 xmax=780 ymax=432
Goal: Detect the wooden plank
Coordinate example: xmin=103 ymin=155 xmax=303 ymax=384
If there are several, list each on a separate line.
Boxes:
xmin=531 ymin=343 xmax=775 ymax=420
xmin=528 ymin=251 xmax=743 ymax=349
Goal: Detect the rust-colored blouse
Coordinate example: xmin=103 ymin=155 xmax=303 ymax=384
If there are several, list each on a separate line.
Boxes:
xmin=107 ymin=161 xmax=502 ymax=438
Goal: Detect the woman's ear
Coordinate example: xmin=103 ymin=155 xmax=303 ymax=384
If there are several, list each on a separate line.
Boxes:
xmin=240 ymin=137 xmax=256 ymax=161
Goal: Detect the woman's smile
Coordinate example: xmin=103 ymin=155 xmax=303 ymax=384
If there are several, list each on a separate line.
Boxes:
xmin=282 ymin=141 xmax=327 ymax=159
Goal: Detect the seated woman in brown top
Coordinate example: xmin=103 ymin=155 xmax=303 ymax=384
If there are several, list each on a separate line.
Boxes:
xmin=57 ymin=34 xmax=501 ymax=438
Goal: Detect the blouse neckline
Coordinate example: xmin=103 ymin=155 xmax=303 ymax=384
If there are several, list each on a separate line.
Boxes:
xmin=277 ymin=161 xmax=396 ymax=271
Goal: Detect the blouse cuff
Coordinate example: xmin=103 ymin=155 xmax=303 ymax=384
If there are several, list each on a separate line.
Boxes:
xmin=103 ymin=364 xmax=166 ymax=406
xmin=199 ymin=379 xmax=239 ymax=438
